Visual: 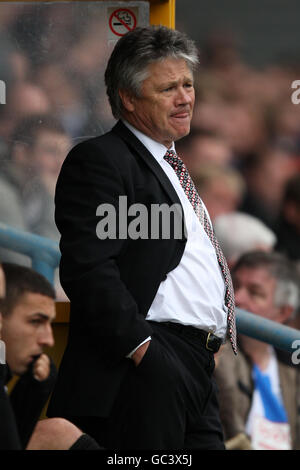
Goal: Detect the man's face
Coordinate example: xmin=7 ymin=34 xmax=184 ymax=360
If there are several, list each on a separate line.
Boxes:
xmin=200 ymin=178 xmax=241 ymax=222
xmin=121 ymin=57 xmax=195 ymax=147
xmin=233 ymin=266 xmax=282 ymax=322
xmin=1 ymin=292 xmax=56 ymax=376
xmin=32 ymin=130 xmax=71 ymax=179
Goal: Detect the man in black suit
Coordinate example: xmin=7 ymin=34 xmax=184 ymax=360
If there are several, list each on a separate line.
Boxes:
xmin=48 ymin=25 xmax=236 ymax=449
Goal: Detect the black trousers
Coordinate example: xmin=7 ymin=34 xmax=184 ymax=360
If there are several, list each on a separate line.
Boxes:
xmin=68 ymin=322 xmax=225 ymax=450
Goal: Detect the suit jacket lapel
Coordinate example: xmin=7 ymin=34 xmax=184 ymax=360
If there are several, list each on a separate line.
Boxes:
xmin=112 ymin=120 xmax=184 ymax=208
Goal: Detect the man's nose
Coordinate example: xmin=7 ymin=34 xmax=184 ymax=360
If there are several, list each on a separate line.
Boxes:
xmin=39 ymin=324 xmax=55 ymax=348
xmin=175 ymin=86 xmax=193 ymax=105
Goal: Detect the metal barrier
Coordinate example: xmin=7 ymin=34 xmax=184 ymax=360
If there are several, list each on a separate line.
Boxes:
xmin=0 ymin=223 xmax=60 ymax=284
xmin=0 ymin=223 xmax=299 ymax=352
xmin=236 ymin=308 xmax=300 ymax=353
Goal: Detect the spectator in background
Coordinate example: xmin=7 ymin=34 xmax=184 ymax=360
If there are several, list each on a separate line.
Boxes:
xmin=0 ymin=262 xmax=101 ymax=450
xmin=1 ymin=114 xmax=72 ymax=241
xmin=176 ymin=128 xmax=234 ymax=174
xmin=213 ymin=212 xmax=277 ymax=269
xmin=275 ymin=174 xmax=300 ymax=263
xmin=190 ymin=99 xmax=227 ymax=136
xmin=192 ymin=164 xmax=245 ymax=222
xmin=181 ymin=67 xmax=271 ymax=171
xmin=215 ymin=251 xmax=300 ymax=450
xmin=217 ymin=101 xmax=268 ymax=163
xmin=1 ymin=262 xmax=57 ymax=448
xmin=0 ymin=174 xmax=29 ymax=266
xmin=0 ymin=116 xmax=72 ymax=300
xmin=0 ymin=82 xmax=51 ymax=145
xmin=34 ymin=61 xmax=90 ymax=139
xmin=0 ymin=262 xmax=22 ymax=450
xmin=240 ymin=145 xmax=297 ymax=230
xmin=270 ymin=99 xmax=300 ymax=155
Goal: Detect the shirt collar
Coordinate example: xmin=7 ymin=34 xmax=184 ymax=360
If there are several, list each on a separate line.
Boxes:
xmin=122 ymin=120 xmax=176 ymax=164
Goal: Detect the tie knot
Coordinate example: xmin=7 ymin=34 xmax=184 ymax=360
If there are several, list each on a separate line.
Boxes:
xmin=164 ymin=149 xmax=176 ymax=158
xmin=164 ymin=150 xmax=182 ymax=167
xmin=165 ymin=150 xmax=176 ymax=157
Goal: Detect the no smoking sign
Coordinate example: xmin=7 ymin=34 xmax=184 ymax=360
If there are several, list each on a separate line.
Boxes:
xmin=108 ymin=7 xmax=137 ymax=38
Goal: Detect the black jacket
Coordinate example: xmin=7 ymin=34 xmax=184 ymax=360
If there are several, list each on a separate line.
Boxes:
xmin=48 ymin=121 xmax=187 ymax=418
xmin=0 ymin=359 xmax=57 ymax=450
xmin=0 ymin=364 xmax=21 ymax=450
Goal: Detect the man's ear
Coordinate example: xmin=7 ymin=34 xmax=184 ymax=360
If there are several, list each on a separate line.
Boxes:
xmin=119 ymin=89 xmax=135 ymax=113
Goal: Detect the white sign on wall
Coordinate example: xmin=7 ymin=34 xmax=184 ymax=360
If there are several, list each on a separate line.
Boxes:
xmin=106 ymin=2 xmax=149 ymax=44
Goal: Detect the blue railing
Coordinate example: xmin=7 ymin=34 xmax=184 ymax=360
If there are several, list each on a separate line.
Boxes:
xmin=235 ymin=308 xmax=300 ymax=354
xmin=0 ymin=223 xmax=60 ymax=284
xmin=0 ymin=223 xmax=299 ymax=352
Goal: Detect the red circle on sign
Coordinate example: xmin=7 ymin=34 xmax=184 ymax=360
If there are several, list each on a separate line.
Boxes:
xmin=109 ymin=8 xmax=137 ymax=37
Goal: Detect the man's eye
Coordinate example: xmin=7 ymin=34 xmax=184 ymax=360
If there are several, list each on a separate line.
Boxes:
xmin=30 ymin=319 xmax=43 ymax=325
xmin=250 ymin=290 xmax=265 ymax=299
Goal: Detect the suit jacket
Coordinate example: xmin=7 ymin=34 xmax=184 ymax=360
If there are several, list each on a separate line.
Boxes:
xmin=215 ymin=343 xmax=300 ymax=449
xmin=48 ymin=121 xmax=187 ymax=418
xmin=10 ymin=358 xmax=57 ymax=448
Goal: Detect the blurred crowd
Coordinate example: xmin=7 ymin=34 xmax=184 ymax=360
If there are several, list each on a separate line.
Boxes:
xmin=0 ymin=3 xmax=300 ymax=451
xmin=0 ymin=3 xmax=115 ymax=296
xmin=0 ymin=4 xmax=300 ymax=285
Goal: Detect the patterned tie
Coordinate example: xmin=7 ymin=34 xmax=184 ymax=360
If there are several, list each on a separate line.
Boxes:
xmin=164 ymin=150 xmax=237 ymax=354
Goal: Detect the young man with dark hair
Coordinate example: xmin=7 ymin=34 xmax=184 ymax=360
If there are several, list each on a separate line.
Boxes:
xmin=0 ymin=263 xmax=22 ymax=450
xmin=0 ymin=263 xmax=101 ymax=450
xmin=0 ymin=262 xmax=57 ymax=448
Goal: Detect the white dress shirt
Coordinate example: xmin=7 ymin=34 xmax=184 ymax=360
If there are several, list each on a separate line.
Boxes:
xmin=123 ymin=120 xmax=228 ymax=356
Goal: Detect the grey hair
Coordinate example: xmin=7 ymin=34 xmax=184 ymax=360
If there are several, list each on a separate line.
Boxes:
xmin=104 ymin=25 xmax=199 ymax=119
xmin=233 ymin=251 xmax=300 ymax=318
xmin=274 ymin=280 xmax=299 ymax=315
